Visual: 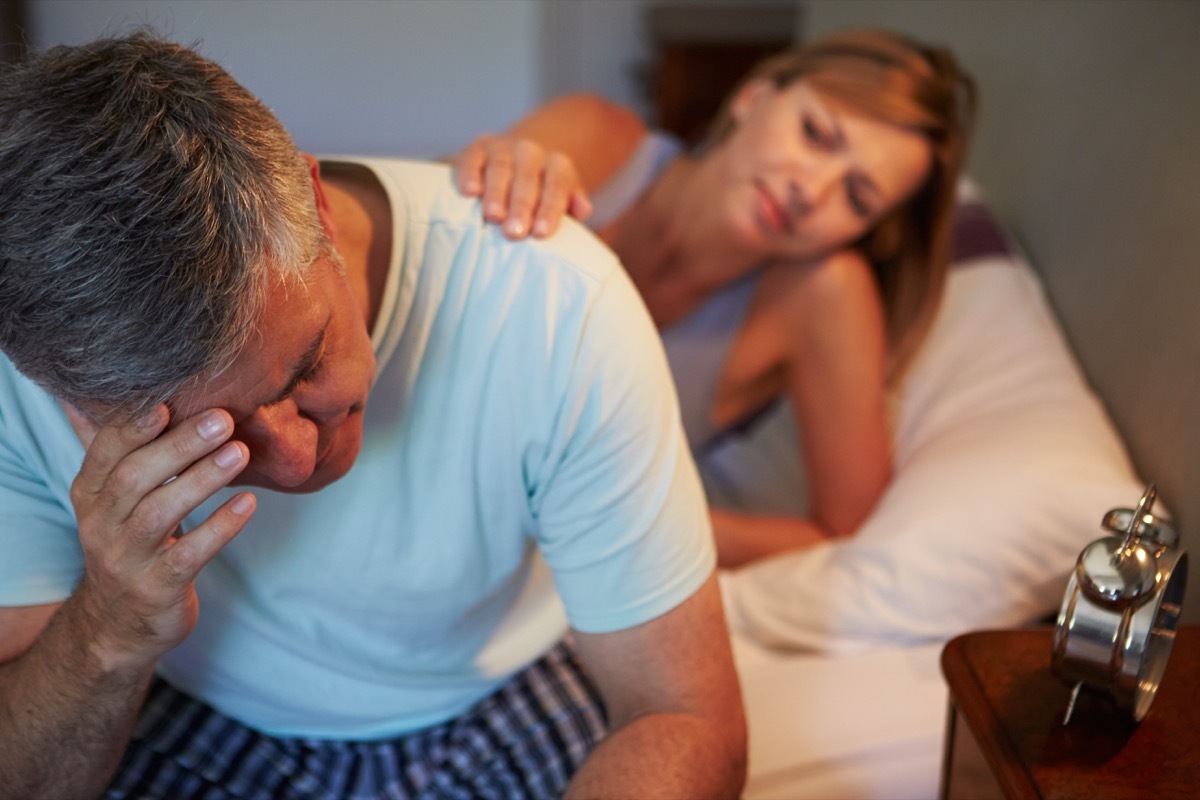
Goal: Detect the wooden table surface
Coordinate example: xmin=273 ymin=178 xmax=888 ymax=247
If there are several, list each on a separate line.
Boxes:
xmin=941 ymin=625 xmax=1200 ymax=799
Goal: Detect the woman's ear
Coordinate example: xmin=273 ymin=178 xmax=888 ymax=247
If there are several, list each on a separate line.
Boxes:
xmin=729 ymin=77 xmax=773 ymax=122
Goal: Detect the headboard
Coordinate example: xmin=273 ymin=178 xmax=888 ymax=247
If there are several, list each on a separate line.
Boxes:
xmin=805 ymin=0 xmax=1200 ymax=621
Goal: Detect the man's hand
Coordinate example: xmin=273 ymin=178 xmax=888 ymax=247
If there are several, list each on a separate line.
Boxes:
xmin=0 ymin=405 xmax=256 ymax=800
xmin=454 ymin=134 xmax=592 ymax=240
xmin=68 ymin=405 xmax=256 ymax=672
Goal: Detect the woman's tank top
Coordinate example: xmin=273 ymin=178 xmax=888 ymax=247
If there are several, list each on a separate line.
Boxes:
xmin=589 ymin=132 xmax=811 ymax=516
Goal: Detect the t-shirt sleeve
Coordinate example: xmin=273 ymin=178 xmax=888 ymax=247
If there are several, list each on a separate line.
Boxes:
xmin=528 ymin=265 xmax=715 ymax=634
xmin=0 ymin=374 xmax=85 ymax=606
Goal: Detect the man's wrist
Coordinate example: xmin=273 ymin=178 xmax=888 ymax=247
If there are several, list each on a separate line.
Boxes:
xmin=64 ymin=584 xmax=163 ymax=679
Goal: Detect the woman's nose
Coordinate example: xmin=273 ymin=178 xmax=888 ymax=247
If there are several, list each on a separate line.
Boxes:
xmin=794 ymin=160 xmax=840 ymax=215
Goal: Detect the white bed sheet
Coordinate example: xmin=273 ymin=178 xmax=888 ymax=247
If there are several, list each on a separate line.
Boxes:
xmin=733 ymin=633 xmax=949 ymax=800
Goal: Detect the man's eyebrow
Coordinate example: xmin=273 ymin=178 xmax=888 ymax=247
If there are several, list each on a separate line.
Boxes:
xmin=266 ymin=319 xmax=329 ymax=406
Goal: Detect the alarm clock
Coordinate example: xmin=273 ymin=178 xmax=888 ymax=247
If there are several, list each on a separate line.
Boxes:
xmin=1051 ymin=484 xmax=1187 ymax=723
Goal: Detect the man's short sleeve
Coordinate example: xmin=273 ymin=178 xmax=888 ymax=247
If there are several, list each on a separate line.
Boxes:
xmin=0 ymin=366 xmax=85 ymax=605
xmin=528 ymin=266 xmax=715 ymax=634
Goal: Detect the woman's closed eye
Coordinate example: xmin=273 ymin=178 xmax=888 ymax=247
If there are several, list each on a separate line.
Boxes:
xmin=845 ymin=178 xmax=872 ymax=219
xmin=802 ymin=115 xmax=838 ymax=149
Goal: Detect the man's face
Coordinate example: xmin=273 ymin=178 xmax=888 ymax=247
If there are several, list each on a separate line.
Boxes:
xmin=170 ymin=255 xmax=376 ymax=494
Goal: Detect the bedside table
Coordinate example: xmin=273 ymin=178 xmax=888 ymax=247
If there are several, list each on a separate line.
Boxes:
xmin=939 ymin=626 xmax=1200 ymax=799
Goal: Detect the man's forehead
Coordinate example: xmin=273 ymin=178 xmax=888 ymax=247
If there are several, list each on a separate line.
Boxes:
xmin=166 ymin=274 xmax=326 ymax=423
xmin=165 ymin=352 xmax=267 ymax=424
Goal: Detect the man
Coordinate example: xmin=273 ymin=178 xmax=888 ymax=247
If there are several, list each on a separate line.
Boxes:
xmin=0 ymin=32 xmax=746 ymax=799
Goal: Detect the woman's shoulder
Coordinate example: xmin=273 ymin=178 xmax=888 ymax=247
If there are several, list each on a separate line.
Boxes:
xmin=540 ymin=93 xmax=644 ymax=142
xmin=755 ymin=248 xmax=887 ymax=357
xmin=762 ymin=248 xmax=879 ymax=309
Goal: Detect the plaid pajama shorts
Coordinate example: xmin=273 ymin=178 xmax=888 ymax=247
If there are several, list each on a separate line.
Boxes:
xmin=102 ymin=641 xmax=608 ymax=800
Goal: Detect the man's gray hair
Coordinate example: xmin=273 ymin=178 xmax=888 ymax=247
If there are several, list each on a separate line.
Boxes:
xmin=0 ymin=30 xmax=328 ymax=420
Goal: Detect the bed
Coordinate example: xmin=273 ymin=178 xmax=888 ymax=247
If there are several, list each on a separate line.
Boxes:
xmin=720 ymin=188 xmax=1144 ymax=798
xmin=715 ymin=4 xmax=1199 ymax=797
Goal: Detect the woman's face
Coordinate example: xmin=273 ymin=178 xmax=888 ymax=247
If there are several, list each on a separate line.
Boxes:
xmin=714 ymin=77 xmax=933 ymax=261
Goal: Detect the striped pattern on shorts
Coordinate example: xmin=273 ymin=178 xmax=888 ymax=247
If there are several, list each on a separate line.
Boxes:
xmin=102 ymin=641 xmax=607 ymax=799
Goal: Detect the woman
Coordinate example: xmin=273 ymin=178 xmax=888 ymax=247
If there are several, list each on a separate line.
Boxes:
xmin=456 ymin=29 xmax=975 ymax=567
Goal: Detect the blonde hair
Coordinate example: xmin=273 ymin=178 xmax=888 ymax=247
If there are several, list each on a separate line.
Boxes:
xmin=705 ymin=29 xmax=976 ymax=380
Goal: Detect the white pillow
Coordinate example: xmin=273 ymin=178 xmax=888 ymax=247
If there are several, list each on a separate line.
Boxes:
xmin=721 ymin=210 xmax=1146 ymax=654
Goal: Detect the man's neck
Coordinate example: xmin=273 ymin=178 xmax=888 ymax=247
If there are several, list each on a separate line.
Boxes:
xmin=316 ymin=162 xmax=392 ymax=334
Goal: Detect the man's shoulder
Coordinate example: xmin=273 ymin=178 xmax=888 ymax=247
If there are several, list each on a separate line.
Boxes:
xmin=0 ymin=354 xmax=46 ymax=423
xmin=339 ymin=157 xmax=623 ymax=288
xmin=0 ymin=353 xmax=78 ymax=473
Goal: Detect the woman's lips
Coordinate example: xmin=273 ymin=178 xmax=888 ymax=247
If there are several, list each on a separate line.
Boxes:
xmin=754 ymin=180 xmax=794 ymax=235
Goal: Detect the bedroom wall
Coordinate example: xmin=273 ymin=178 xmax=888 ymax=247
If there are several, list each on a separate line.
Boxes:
xmin=25 ymin=1 xmax=1199 ymax=622
xmin=28 ymin=0 xmax=805 ymax=151
xmin=26 ymin=0 xmax=543 ymax=157
xmin=0 ymin=0 xmax=25 ymax=61
xmin=540 ymin=0 xmax=801 ymax=122
xmin=804 ymin=0 xmax=1200 ymax=622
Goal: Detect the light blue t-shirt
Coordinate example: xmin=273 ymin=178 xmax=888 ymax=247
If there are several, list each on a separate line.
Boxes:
xmin=0 ymin=159 xmax=714 ymax=739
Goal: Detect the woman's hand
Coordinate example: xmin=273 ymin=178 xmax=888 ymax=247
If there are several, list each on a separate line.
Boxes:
xmin=454 ymin=134 xmax=592 ymax=240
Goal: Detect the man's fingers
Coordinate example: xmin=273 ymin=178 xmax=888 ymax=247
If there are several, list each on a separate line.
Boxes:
xmin=105 ymin=409 xmax=232 ymax=516
xmin=72 ymin=405 xmax=169 ymax=499
xmin=122 ymin=440 xmax=249 ymax=557
xmin=75 ymin=487 xmax=256 ymax=668
xmin=72 ymin=408 xmax=236 ymax=539
xmin=155 ymin=491 xmax=256 ymax=590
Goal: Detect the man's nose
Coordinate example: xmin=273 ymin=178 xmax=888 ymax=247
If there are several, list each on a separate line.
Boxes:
xmin=291 ymin=379 xmax=360 ymax=426
xmin=298 ymin=403 xmax=345 ymax=426
xmin=240 ymin=402 xmax=319 ymax=486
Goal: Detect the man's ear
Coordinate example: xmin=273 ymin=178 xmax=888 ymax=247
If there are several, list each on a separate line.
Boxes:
xmin=729 ymin=77 xmax=773 ymax=123
xmin=60 ymin=401 xmax=101 ymax=449
xmin=301 ymin=153 xmax=338 ymax=242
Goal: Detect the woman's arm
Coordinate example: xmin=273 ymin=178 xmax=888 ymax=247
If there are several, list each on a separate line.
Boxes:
xmin=709 ymin=509 xmax=830 ymax=567
xmin=713 ymin=250 xmax=892 ymax=568
xmin=453 ymin=93 xmax=646 ymax=238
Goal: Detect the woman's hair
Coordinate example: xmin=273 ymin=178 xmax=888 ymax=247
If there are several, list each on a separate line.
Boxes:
xmin=705 ymin=29 xmax=977 ymax=381
xmin=0 ymin=30 xmax=329 ymax=420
